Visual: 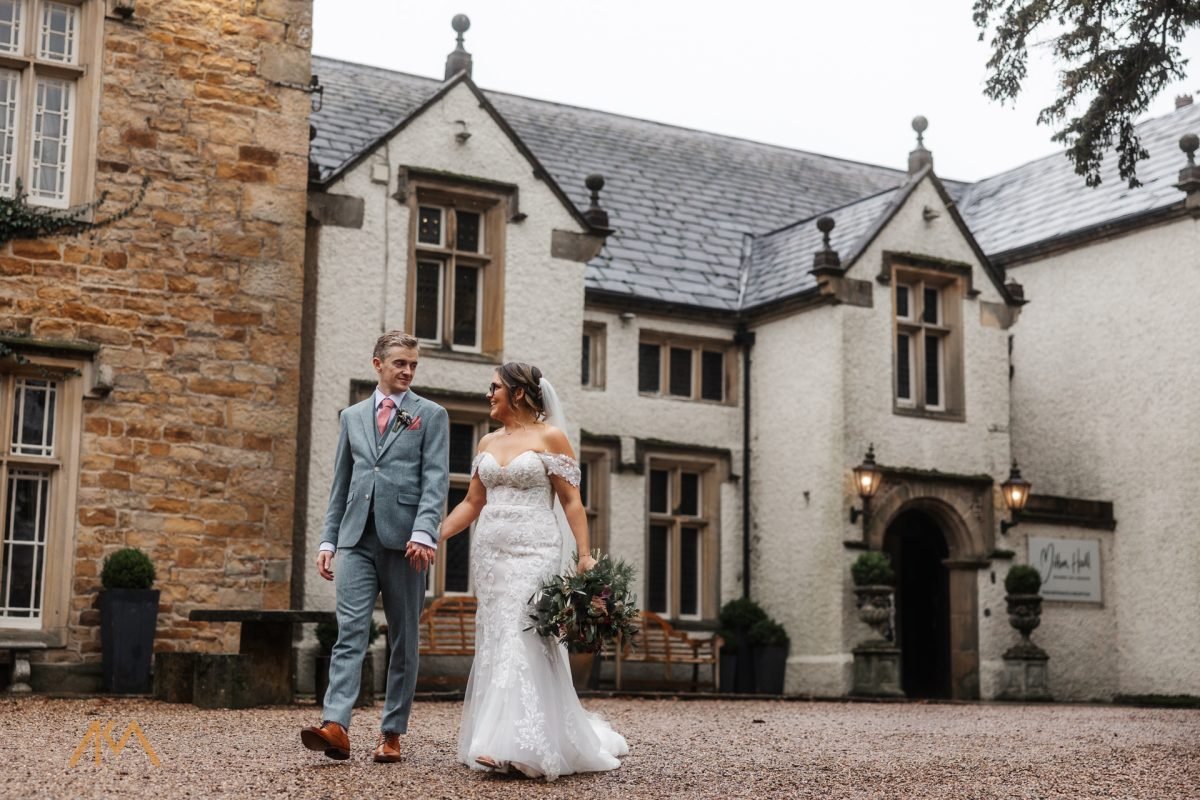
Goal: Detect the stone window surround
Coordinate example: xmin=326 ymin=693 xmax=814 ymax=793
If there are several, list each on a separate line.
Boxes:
xmin=0 ymin=346 xmax=86 ymax=648
xmin=581 ymin=321 xmax=605 ymax=390
xmin=637 ymin=330 xmax=738 ymax=406
xmin=888 ymin=255 xmax=966 ymax=422
xmin=644 ymin=451 xmax=723 ymax=623
xmin=0 ymin=0 xmax=101 ymax=209
xmin=578 ymin=438 xmax=615 ymax=556
xmin=401 ymin=173 xmax=510 ymax=360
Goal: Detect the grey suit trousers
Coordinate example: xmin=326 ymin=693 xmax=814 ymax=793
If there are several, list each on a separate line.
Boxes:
xmin=323 ymin=510 xmax=425 ymax=733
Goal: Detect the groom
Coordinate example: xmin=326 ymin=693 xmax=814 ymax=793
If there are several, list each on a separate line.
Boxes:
xmin=301 ymin=331 xmax=449 ymax=763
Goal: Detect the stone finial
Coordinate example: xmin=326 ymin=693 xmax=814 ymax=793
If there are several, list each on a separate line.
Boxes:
xmin=908 ymin=115 xmax=933 ymax=177
xmin=811 ymin=216 xmax=841 ymax=275
xmin=1176 ymin=94 xmax=1194 ymax=110
xmin=583 ymin=174 xmax=610 ymax=229
xmin=1177 ymin=133 xmax=1200 ymax=209
xmin=445 ymin=14 xmax=473 ymax=80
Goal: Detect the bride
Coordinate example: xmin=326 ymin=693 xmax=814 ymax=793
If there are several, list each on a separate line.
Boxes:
xmin=438 ymin=361 xmax=628 ymax=781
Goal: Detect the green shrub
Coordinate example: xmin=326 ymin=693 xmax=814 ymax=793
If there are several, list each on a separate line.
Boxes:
xmin=718 ymin=598 xmax=768 ymax=632
xmin=316 ymin=618 xmax=382 ymax=654
xmin=100 ymin=548 xmax=155 ymax=590
xmin=1005 ymin=565 xmax=1042 ymax=595
xmin=748 ymin=618 xmax=790 ymax=649
xmin=850 ymin=551 xmax=894 ymax=586
xmin=714 ymin=628 xmax=736 ymax=654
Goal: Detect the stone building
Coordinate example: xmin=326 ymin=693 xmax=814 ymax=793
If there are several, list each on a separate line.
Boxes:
xmin=0 ymin=0 xmax=313 ymax=690
xmin=302 ymin=21 xmax=1199 ymax=701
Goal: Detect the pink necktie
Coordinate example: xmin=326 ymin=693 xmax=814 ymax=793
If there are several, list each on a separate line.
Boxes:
xmin=377 ymin=397 xmax=395 ymax=435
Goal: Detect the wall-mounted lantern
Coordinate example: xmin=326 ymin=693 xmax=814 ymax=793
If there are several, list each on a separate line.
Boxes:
xmin=1000 ymin=461 xmax=1032 ymax=534
xmin=850 ymin=444 xmax=883 ymax=525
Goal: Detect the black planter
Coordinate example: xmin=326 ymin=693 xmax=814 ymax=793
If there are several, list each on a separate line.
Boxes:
xmin=100 ymin=588 xmax=160 ymax=694
xmin=752 ymin=645 xmax=788 ymax=695
xmin=718 ymin=652 xmax=737 ymax=693
xmin=733 ymin=627 xmax=756 ymax=693
xmin=314 ymin=654 xmax=375 ymax=707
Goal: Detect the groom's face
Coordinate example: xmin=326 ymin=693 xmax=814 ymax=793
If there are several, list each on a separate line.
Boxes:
xmin=374 ymin=345 xmax=419 ymax=395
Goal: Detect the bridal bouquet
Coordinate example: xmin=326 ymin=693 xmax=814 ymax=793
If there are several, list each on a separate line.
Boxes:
xmin=527 ymin=552 xmax=640 ymax=654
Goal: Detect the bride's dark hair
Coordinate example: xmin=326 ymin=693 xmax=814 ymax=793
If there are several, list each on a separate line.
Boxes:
xmin=497 ymin=361 xmax=545 ymax=419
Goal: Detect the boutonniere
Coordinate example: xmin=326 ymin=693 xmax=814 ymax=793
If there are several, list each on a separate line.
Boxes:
xmin=392 ymin=409 xmax=417 ymax=433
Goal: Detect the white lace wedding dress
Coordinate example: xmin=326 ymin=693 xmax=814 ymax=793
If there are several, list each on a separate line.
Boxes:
xmin=456 ymin=449 xmax=628 ymax=781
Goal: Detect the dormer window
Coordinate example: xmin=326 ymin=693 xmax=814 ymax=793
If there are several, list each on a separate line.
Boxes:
xmin=406 ymin=185 xmax=506 ymax=356
xmin=893 ymin=267 xmax=963 ymax=419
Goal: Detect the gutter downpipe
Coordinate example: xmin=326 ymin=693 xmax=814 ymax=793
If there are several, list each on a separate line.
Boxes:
xmin=735 ymin=323 xmax=755 ymax=599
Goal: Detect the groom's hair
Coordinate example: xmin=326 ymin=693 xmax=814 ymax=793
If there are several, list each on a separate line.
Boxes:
xmin=374 ymin=331 xmax=419 ymax=360
xmin=497 ymin=361 xmax=545 ymax=418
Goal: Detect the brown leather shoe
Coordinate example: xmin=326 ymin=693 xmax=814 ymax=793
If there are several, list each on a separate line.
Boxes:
xmin=300 ymin=721 xmax=350 ymax=760
xmin=372 ymin=731 xmax=402 ymax=763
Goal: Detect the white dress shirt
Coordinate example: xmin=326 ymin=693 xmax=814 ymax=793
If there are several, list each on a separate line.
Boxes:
xmin=318 ymin=388 xmax=436 ymax=553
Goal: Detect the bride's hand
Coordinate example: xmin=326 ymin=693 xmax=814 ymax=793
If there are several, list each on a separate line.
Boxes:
xmin=576 ymin=553 xmax=597 ymax=574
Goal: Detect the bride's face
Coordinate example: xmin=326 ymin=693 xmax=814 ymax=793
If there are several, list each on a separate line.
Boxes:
xmin=486 ymin=372 xmax=512 ymax=422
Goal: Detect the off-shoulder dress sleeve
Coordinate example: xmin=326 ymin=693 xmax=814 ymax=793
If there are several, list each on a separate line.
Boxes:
xmin=470 ymin=452 xmax=485 ymax=478
xmin=538 ymin=452 xmax=581 ymax=487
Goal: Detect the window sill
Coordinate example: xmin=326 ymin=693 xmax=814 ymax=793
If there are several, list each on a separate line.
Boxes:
xmin=418 ymin=347 xmax=497 ymax=365
xmin=892 ymin=405 xmax=965 ymax=423
xmin=637 ymin=391 xmax=734 ymax=407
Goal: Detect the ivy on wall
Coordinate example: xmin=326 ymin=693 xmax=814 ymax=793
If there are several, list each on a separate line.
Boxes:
xmin=0 ymin=176 xmax=149 ymax=248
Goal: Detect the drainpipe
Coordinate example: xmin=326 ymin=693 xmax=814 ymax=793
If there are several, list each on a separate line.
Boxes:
xmin=734 ymin=323 xmax=755 ymax=599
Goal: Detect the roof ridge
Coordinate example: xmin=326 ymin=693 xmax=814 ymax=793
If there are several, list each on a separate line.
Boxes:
xmin=311 ymin=54 xmax=907 ymax=177
xmin=757 ymin=182 xmax=905 ymax=240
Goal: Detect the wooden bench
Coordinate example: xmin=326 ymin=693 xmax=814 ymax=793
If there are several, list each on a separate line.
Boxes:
xmin=381 ymin=596 xmax=477 ymax=688
xmin=604 ymin=610 xmax=723 ymax=692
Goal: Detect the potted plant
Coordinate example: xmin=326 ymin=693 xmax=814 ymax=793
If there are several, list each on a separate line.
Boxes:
xmin=718 ymin=598 xmax=768 ymax=693
xmin=314 ymin=617 xmax=381 ymax=707
xmin=1003 ymin=565 xmax=1045 ymax=657
xmin=850 ymin=551 xmax=895 ymax=643
xmin=99 ymin=548 xmax=159 ymax=694
xmin=749 ymin=617 xmax=790 ymax=695
xmin=714 ymin=627 xmax=736 ymax=693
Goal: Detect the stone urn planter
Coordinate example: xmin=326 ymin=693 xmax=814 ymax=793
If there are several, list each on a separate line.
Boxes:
xmin=998 ymin=565 xmax=1051 ymax=701
xmin=849 ymin=551 xmax=903 ymax=697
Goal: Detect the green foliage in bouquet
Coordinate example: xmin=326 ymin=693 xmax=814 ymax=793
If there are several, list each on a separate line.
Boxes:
xmin=101 ymin=548 xmax=156 ymax=590
xmin=527 ymin=551 xmax=641 ymax=654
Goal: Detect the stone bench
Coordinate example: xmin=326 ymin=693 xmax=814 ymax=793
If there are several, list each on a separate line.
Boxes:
xmin=0 ymin=640 xmax=47 ymax=693
xmin=181 ymin=609 xmax=335 ymax=707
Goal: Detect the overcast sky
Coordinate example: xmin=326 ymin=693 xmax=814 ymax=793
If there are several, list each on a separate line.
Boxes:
xmin=311 ymin=1 xmax=1199 ymax=182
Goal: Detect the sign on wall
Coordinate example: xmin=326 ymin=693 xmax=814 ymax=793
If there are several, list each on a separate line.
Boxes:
xmin=1028 ymin=537 xmax=1103 ymax=603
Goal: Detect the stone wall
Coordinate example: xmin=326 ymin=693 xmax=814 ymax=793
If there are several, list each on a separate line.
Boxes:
xmin=0 ymin=0 xmax=313 ymax=673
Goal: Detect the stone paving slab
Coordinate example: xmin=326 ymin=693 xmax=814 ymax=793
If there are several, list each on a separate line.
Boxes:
xmin=3 ymin=695 xmax=1197 ymax=799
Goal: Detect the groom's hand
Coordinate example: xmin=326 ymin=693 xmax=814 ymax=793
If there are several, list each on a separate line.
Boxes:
xmin=316 ymin=550 xmax=335 ymax=581
xmin=405 ymin=541 xmax=435 ymax=572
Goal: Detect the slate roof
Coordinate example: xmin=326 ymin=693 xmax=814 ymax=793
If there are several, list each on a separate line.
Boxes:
xmin=309 ymin=57 xmax=909 ymax=311
xmin=958 ymin=101 xmax=1200 ymax=258
xmin=742 ymin=186 xmax=905 ymax=308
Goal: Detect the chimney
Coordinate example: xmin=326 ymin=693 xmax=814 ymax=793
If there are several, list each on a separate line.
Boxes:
xmin=1176 ymin=94 xmax=1194 ymax=110
xmin=445 ymin=14 xmax=472 ymax=80
xmin=908 ymin=115 xmax=933 ymax=176
xmin=1176 ymin=133 xmax=1200 ymax=209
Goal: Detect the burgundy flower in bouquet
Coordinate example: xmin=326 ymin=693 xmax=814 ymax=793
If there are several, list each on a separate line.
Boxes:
xmin=526 ymin=551 xmax=640 ymax=654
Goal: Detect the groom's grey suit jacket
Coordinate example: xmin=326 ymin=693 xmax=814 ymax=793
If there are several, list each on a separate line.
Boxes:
xmin=321 ymin=390 xmax=449 ymax=551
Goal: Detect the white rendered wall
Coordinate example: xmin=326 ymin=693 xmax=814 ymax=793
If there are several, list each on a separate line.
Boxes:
xmin=749 ymin=306 xmax=849 ymax=695
xmin=304 ymin=81 xmax=589 ymax=613
xmin=1008 ymin=216 xmax=1200 ymax=697
xmin=977 ymin=524 xmax=1118 ymax=701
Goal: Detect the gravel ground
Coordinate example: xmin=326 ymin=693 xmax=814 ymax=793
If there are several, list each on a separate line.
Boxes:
xmin=2 ymin=695 xmax=1197 ymax=799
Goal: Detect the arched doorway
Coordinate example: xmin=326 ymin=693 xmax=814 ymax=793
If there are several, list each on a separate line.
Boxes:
xmin=884 ymin=509 xmax=951 ymax=698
